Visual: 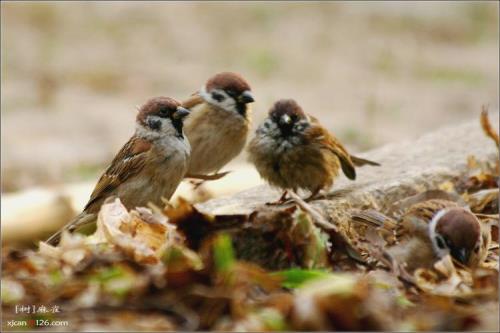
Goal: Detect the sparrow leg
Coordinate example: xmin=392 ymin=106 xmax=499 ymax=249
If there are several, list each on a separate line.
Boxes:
xmin=189 ymin=179 xmax=205 ymax=190
xmin=266 ymin=190 xmax=290 ymax=205
xmin=305 ymin=188 xmax=322 ymax=202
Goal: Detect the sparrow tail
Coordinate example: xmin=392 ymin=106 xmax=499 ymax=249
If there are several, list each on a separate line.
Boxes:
xmin=351 ymin=209 xmax=398 ymax=232
xmin=350 ymin=155 xmax=381 ymax=167
xmin=45 ymin=212 xmax=97 ymax=246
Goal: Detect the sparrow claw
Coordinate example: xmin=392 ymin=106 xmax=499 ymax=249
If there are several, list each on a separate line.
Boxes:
xmin=304 ymin=188 xmax=322 ymax=202
xmin=265 ymin=191 xmax=290 ymax=205
xmin=189 ymin=179 xmax=206 ymax=190
xmin=305 ymin=194 xmax=321 ymax=202
xmin=265 ymin=199 xmax=293 ymax=206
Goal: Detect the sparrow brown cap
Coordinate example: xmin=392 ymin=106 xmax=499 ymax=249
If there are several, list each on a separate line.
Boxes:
xmin=137 ymin=97 xmax=182 ymax=123
xmin=205 ymin=72 xmax=251 ymax=94
xmin=269 ymin=99 xmax=306 ymax=119
xmin=435 ymin=208 xmax=481 ymax=263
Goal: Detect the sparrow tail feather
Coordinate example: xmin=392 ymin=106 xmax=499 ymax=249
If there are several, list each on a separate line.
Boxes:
xmin=350 ymin=155 xmax=381 ymax=167
xmin=45 ymin=212 xmax=97 ymax=246
xmin=351 ymin=209 xmax=398 ymax=231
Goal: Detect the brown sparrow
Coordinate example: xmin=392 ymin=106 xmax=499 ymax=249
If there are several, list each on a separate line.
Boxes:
xmin=354 ymin=199 xmax=490 ymax=270
xmin=247 ymin=99 xmax=380 ymax=202
xmin=46 ymin=97 xmax=191 ymax=245
xmin=181 ymin=72 xmax=254 ymax=180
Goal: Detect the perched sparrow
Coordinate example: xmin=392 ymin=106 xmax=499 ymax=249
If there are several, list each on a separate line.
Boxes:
xmin=181 ymin=72 xmax=254 ymax=180
xmin=247 ymin=99 xmax=380 ymax=202
xmin=353 ymin=199 xmax=491 ymax=270
xmin=46 ymin=97 xmax=191 ymax=245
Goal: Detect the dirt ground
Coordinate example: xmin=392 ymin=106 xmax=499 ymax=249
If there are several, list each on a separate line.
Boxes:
xmin=1 ymin=2 xmax=499 ymax=192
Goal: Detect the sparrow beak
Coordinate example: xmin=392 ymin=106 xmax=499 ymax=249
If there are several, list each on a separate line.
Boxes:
xmin=238 ymin=91 xmax=255 ymax=104
xmin=173 ymin=107 xmax=191 ymax=120
xmin=280 ymin=114 xmax=292 ymax=126
xmin=452 ymin=247 xmax=470 ymax=265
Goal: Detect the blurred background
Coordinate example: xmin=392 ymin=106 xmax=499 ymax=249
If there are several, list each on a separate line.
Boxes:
xmin=1 ymin=2 xmax=499 ymax=225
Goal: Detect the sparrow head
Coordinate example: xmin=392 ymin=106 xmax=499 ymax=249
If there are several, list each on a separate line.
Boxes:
xmin=429 ymin=208 xmax=483 ymax=266
xmin=267 ymin=99 xmax=309 ymax=138
xmin=137 ymin=97 xmax=190 ymax=138
xmin=200 ymin=72 xmax=254 ymax=117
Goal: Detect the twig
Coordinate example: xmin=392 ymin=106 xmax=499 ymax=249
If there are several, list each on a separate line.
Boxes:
xmin=480 ymin=105 xmax=499 ymax=148
xmin=287 ymin=191 xmax=338 ymax=232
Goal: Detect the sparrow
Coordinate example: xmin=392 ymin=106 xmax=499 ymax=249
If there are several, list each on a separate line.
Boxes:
xmin=181 ymin=72 xmax=254 ymax=180
xmin=247 ymin=99 xmax=380 ymax=202
xmin=46 ymin=97 xmax=191 ymax=245
xmin=353 ymin=199 xmax=491 ymax=271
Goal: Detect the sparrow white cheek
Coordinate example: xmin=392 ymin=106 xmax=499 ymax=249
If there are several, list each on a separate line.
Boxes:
xmin=136 ymin=122 xmax=162 ymax=140
xmin=428 ymin=209 xmax=450 ymax=258
xmin=200 ymin=86 xmax=236 ymax=113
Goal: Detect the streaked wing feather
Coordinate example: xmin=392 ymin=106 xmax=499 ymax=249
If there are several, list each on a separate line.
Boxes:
xmin=84 ymin=137 xmax=151 ymax=212
xmin=305 ymin=118 xmax=356 ymax=180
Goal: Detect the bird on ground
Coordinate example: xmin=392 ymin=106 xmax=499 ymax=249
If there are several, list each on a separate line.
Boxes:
xmin=248 ymin=98 xmax=379 ymax=203
xmin=46 ymin=97 xmax=191 ymax=245
xmin=352 ymin=199 xmax=491 ymax=271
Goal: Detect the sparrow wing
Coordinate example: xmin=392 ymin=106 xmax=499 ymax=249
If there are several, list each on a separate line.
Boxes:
xmin=182 ymin=92 xmax=205 ymax=110
xmin=305 ymin=118 xmax=357 ymax=180
xmin=45 ymin=136 xmax=152 ymax=246
xmin=83 ymin=136 xmax=152 ymax=213
xmin=325 ymin=134 xmax=356 ymax=180
xmin=351 ymin=209 xmax=398 ymax=231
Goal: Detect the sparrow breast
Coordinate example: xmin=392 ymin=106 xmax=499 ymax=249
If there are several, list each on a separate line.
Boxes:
xmin=248 ymin=117 xmax=338 ymax=193
xmin=184 ymin=103 xmax=250 ymax=174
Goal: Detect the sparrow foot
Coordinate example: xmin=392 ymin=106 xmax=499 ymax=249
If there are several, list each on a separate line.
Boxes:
xmin=304 ymin=189 xmax=322 ymax=202
xmin=265 ymin=191 xmax=290 ymax=206
xmin=189 ymin=179 xmax=206 ymax=190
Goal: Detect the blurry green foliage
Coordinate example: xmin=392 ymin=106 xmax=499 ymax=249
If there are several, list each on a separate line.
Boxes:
xmin=368 ymin=2 xmax=498 ymax=44
xmin=272 ymin=268 xmax=331 ymax=289
xmin=245 ymin=48 xmax=279 ymax=78
xmin=415 ymin=65 xmax=485 ymax=85
xmin=373 ymin=49 xmax=397 ymax=75
xmin=65 ymin=163 xmax=104 ymax=181
xmin=341 ymin=127 xmax=375 ymax=150
xmin=213 ymin=233 xmax=236 ymax=272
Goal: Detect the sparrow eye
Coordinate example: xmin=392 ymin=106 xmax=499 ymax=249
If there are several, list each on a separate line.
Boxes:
xmin=158 ymin=106 xmax=170 ymax=117
xmin=444 ymin=237 xmax=453 ymax=248
xmin=474 ymin=245 xmax=480 ymax=253
xmin=148 ymin=118 xmax=162 ymax=130
xmin=212 ymin=92 xmax=225 ymax=102
xmin=435 ymin=235 xmax=446 ymax=249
